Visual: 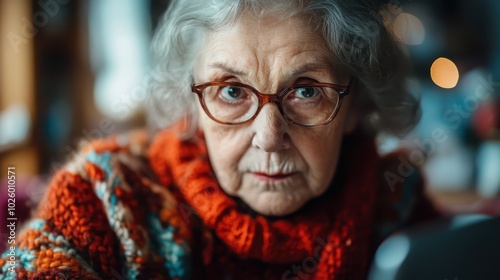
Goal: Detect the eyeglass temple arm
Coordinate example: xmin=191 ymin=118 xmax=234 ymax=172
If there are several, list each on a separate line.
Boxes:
xmin=339 ymin=78 xmax=353 ymax=96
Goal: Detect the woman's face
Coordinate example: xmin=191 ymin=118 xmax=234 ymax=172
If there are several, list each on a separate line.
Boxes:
xmin=194 ymin=13 xmax=355 ymax=216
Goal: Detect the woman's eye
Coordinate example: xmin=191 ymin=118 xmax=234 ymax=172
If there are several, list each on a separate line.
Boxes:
xmin=294 ymin=87 xmax=319 ymax=98
xmin=220 ymin=86 xmax=243 ymax=100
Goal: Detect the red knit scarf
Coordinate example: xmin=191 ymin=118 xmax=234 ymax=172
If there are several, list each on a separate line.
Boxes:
xmin=148 ymin=130 xmax=379 ymax=279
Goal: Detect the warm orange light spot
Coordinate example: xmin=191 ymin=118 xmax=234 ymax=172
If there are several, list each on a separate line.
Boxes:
xmin=430 ymin=57 xmax=460 ymax=89
xmin=393 ymin=13 xmax=425 ymax=45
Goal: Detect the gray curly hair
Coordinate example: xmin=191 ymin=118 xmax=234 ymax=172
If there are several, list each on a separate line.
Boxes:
xmin=147 ymin=0 xmax=420 ymax=137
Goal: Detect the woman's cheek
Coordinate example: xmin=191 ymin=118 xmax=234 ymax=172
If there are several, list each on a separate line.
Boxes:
xmin=206 ymin=135 xmax=246 ymax=194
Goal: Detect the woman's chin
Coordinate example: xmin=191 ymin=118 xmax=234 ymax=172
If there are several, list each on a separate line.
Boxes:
xmin=245 ymin=191 xmax=308 ymax=217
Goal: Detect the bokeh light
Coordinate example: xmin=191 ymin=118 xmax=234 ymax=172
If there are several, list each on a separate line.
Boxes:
xmin=393 ymin=12 xmax=426 ymax=45
xmin=430 ymin=57 xmax=460 ymax=89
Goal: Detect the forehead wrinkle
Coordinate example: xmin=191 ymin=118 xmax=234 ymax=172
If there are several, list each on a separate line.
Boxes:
xmin=200 ymin=14 xmax=338 ymax=89
xmin=261 ymin=37 xmax=335 ymax=85
xmin=209 ymin=62 xmax=247 ymax=77
xmin=286 ymin=62 xmax=332 ymax=79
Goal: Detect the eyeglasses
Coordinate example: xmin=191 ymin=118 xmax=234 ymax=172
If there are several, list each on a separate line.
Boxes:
xmin=191 ymin=80 xmax=352 ymax=127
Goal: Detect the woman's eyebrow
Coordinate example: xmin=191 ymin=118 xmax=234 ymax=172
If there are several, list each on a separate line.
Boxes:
xmin=209 ymin=62 xmax=247 ymax=76
xmin=208 ymin=61 xmax=332 ymax=79
xmin=286 ymin=62 xmax=332 ymax=78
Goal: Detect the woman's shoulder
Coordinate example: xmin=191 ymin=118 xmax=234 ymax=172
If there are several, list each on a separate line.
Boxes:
xmin=0 ymin=130 xmax=193 ymax=279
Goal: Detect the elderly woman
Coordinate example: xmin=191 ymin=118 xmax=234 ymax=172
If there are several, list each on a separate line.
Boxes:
xmin=1 ymin=0 xmax=436 ymax=279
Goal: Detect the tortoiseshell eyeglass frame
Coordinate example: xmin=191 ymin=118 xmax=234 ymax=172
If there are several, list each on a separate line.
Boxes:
xmin=191 ymin=79 xmax=352 ymax=127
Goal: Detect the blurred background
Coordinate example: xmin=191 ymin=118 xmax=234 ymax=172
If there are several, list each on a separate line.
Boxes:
xmin=0 ymin=0 xmax=499 ymax=220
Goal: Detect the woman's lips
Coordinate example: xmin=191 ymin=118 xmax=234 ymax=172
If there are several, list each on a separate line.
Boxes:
xmin=250 ymin=172 xmax=297 ymax=182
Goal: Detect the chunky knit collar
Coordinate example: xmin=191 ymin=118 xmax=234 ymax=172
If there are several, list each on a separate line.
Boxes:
xmin=148 ymin=129 xmax=380 ymax=279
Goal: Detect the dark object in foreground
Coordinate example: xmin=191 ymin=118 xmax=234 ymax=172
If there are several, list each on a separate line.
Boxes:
xmin=369 ymin=214 xmax=500 ymax=280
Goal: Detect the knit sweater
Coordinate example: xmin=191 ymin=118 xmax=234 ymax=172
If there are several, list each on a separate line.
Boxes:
xmin=0 ymin=129 xmax=436 ymax=280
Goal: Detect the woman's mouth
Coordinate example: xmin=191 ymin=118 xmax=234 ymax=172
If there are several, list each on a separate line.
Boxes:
xmin=250 ymin=172 xmax=297 ymax=182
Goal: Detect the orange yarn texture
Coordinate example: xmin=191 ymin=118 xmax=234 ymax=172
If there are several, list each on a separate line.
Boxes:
xmin=148 ymin=130 xmax=380 ymax=279
xmin=1 ymin=128 xmax=435 ymax=279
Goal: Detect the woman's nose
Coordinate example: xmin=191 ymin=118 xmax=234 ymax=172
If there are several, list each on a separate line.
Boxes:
xmin=251 ymin=103 xmax=290 ymax=152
